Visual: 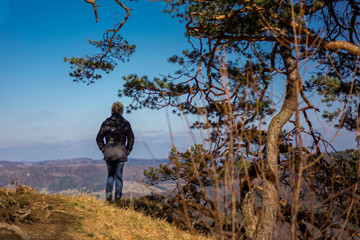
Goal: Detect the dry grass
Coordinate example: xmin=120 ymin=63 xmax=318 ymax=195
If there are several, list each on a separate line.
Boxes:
xmin=0 ymin=186 xmax=214 ymax=240
xmin=72 ymin=195 xmax=213 ymax=240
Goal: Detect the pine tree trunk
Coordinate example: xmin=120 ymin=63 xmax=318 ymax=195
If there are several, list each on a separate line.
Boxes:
xmin=243 ymin=45 xmax=299 ymax=239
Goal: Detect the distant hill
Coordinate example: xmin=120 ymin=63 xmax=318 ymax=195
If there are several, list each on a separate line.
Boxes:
xmin=0 ymin=161 xmax=25 ymax=168
xmin=33 ymin=158 xmax=103 ymax=166
xmin=0 ymin=158 xmax=171 ymax=199
xmin=0 ymin=157 xmax=168 ymax=166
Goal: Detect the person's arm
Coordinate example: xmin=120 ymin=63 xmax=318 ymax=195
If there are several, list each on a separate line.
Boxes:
xmin=96 ymin=123 xmax=106 ymax=153
xmin=125 ymin=122 xmax=135 ymax=155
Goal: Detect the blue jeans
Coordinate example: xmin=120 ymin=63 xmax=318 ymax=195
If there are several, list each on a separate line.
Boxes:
xmin=105 ymin=161 xmax=125 ymax=198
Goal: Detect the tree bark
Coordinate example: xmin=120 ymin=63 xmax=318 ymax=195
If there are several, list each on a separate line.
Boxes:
xmin=253 ymin=45 xmax=299 ymax=240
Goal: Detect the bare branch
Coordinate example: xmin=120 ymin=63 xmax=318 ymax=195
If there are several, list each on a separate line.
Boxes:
xmin=84 ymin=0 xmax=99 ymax=23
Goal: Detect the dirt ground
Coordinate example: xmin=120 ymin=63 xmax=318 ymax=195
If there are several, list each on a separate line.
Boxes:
xmin=0 ymin=186 xmax=86 ymax=240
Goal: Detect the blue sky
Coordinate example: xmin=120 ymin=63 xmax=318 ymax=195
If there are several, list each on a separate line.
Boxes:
xmin=0 ymin=0 xmax=356 ymax=162
xmin=0 ymin=0 xmax=200 ymax=161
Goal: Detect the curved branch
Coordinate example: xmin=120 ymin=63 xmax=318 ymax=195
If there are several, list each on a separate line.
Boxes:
xmin=67 ymin=0 xmax=133 ymax=83
xmin=84 ymin=0 xmax=99 ymax=23
xmin=322 ymin=40 xmax=360 ymax=55
xmin=101 ymin=0 xmax=131 ymax=56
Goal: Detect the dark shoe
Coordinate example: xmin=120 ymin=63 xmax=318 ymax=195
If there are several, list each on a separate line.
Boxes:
xmin=114 ymin=195 xmax=122 ymax=205
xmin=115 ymin=196 xmax=124 ymax=207
xmin=106 ymin=195 xmax=112 ymax=203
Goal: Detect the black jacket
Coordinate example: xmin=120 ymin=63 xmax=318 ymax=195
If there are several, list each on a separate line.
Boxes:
xmin=96 ymin=114 xmax=135 ymax=155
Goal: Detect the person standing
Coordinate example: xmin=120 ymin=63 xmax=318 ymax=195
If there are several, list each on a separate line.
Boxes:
xmin=96 ymin=102 xmax=135 ymax=203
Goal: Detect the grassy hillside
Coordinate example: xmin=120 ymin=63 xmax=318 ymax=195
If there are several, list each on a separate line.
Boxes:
xmin=0 ymin=186 xmax=213 ymax=240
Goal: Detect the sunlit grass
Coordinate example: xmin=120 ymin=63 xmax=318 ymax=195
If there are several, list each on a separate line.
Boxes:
xmin=0 ymin=186 xmax=214 ymax=240
xmin=57 ymin=193 xmax=214 ymax=240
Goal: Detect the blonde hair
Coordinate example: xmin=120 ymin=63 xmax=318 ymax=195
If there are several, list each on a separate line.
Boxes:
xmin=111 ymin=102 xmax=124 ymax=115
